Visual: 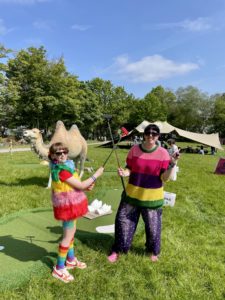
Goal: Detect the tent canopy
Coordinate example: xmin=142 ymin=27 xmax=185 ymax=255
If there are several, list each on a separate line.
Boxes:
xmin=134 ymin=120 xmax=223 ymax=150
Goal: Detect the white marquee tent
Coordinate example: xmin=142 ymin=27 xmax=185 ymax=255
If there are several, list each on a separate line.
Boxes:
xmin=134 ymin=120 xmax=223 ymax=150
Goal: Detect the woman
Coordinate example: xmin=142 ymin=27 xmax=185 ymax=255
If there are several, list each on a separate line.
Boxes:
xmin=108 ymin=124 xmax=179 ymax=263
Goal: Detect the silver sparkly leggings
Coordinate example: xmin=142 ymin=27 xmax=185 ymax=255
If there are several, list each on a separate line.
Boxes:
xmin=111 ymin=201 xmax=162 ymax=255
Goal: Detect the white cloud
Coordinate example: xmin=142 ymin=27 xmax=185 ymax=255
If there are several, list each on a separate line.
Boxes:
xmin=147 ymin=17 xmax=212 ymax=32
xmin=0 ymin=18 xmax=14 ymax=35
xmin=111 ymin=54 xmax=199 ymax=83
xmin=0 ymin=0 xmax=49 ymax=4
xmin=0 ymin=19 xmax=7 ymax=35
xmin=33 ymin=20 xmax=52 ymax=30
xmin=71 ymin=24 xmax=91 ymax=31
xmin=181 ymin=18 xmax=212 ymax=31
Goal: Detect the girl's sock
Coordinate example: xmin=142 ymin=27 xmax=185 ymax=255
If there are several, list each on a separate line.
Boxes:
xmin=67 ymin=239 xmax=75 ymax=262
xmin=56 ymin=244 xmax=69 ymax=269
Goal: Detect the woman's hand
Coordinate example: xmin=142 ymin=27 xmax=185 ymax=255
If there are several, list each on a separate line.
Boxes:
xmin=170 ymin=151 xmax=180 ymax=165
xmin=118 ymin=167 xmax=130 ymax=177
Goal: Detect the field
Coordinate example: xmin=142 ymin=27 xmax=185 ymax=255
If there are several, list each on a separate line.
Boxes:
xmin=0 ymin=143 xmax=225 ymax=300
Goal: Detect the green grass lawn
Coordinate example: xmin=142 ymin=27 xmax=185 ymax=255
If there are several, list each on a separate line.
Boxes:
xmin=0 ymin=144 xmax=225 ymax=300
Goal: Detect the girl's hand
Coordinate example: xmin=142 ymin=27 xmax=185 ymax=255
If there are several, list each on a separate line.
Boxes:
xmin=94 ymin=166 xmax=104 ymax=178
xmin=86 ymin=182 xmax=95 ymax=191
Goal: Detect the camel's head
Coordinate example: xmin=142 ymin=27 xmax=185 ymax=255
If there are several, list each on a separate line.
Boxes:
xmin=23 ymin=128 xmax=42 ymax=141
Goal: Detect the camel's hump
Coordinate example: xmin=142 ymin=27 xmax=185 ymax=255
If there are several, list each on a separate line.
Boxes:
xmin=69 ymin=125 xmax=83 ymax=136
xmin=69 ymin=124 xmax=79 ymax=131
xmin=56 ymin=120 xmax=66 ymax=129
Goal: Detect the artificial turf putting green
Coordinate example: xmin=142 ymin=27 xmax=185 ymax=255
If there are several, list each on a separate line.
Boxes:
xmin=0 ymin=189 xmax=122 ymax=288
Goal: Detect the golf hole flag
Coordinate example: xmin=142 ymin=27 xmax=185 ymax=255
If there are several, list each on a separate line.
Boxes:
xmin=214 ymin=158 xmax=225 ymax=174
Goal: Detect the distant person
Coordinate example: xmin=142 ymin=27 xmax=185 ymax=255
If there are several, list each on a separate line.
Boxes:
xmin=167 ymin=139 xmax=180 ymax=180
xmin=9 ymin=139 xmax=13 ymax=154
xmin=211 ymin=146 xmax=216 ymax=155
xmin=107 ymin=124 xmax=179 ymax=263
xmin=49 ymin=142 xmax=104 ymax=283
xmin=161 ymin=140 xmax=168 ymax=149
xmin=167 ymin=139 xmax=179 ymax=156
xmin=133 ymin=136 xmax=139 ymax=144
xmin=199 ymin=145 xmax=204 ymax=155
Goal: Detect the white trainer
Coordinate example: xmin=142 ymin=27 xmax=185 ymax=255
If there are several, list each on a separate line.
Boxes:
xmin=52 ymin=266 xmax=74 ymax=283
xmin=66 ymin=257 xmax=87 ymax=270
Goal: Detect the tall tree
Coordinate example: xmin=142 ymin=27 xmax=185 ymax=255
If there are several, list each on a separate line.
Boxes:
xmin=85 ymin=78 xmax=136 ymax=134
xmin=173 ymin=86 xmax=211 ymax=132
xmin=211 ymin=93 xmax=225 ymax=136
xmin=0 ymin=44 xmax=11 ymax=84
xmin=0 ymin=44 xmax=13 ymax=128
xmin=77 ymin=81 xmax=102 ymax=137
xmin=5 ymin=46 xmax=83 ymax=130
xmin=150 ymin=86 xmax=177 ymax=124
xmin=129 ymin=86 xmax=169 ymax=127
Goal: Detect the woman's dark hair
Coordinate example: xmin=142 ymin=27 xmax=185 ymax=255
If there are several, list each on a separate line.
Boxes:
xmin=48 ymin=142 xmax=69 ymax=160
xmin=144 ymin=124 xmax=160 ymax=135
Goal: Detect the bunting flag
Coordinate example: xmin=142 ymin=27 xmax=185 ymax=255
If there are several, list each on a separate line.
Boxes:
xmin=121 ymin=127 xmax=129 ymax=136
xmin=117 ymin=127 xmax=129 ymax=137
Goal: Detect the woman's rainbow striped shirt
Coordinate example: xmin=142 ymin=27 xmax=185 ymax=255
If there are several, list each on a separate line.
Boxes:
xmin=124 ymin=144 xmax=170 ymax=208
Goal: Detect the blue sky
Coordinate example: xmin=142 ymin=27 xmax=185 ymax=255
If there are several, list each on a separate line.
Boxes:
xmin=1 ymin=0 xmax=225 ymax=98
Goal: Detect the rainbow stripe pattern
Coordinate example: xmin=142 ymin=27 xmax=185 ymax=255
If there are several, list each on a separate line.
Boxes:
xmin=56 ymin=244 xmax=69 ymax=269
xmin=51 ymin=165 xmax=88 ymax=221
xmin=124 ymin=144 xmax=170 ymax=208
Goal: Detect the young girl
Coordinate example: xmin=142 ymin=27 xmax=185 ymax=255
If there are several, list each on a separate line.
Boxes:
xmin=49 ymin=142 xmax=104 ymax=283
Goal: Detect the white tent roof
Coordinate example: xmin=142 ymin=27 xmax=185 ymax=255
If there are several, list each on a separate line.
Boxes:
xmin=135 ymin=120 xmax=224 ymax=150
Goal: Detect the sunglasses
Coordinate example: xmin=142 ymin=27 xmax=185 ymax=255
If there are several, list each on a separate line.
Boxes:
xmin=144 ymin=131 xmax=159 ymax=137
xmin=55 ymin=150 xmax=68 ymax=156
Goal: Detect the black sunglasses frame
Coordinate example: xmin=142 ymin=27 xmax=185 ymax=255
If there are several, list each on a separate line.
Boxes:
xmin=144 ymin=131 xmax=159 ymax=137
xmin=55 ymin=151 xmax=68 ymax=156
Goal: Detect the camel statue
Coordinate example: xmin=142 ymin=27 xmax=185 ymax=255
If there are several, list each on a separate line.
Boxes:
xmin=23 ymin=121 xmax=87 ymax=187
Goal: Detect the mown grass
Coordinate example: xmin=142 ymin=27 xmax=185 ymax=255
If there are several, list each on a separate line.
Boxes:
xmin=0 ymin=143 xmax=225 ymax=300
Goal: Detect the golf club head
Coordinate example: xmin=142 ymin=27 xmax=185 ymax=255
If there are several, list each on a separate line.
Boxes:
xmin=102 ymin=114 xmax=112 ymax=121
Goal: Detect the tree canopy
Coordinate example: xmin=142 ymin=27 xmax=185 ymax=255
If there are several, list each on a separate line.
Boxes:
xmin=0 ymin=44 xmax=224 ymax=138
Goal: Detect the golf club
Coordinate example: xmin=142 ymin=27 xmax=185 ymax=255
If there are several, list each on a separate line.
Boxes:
xmin=102 ymin=133 xmax=123 ymax=167
xmin=103 ymin=114 xmax=126 ymax=191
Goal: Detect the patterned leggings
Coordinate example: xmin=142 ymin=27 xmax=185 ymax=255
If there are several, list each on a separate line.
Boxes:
xmin=111 ymin=201 xmax=162 ymax=255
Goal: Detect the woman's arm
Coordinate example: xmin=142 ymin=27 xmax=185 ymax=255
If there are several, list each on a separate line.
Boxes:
xmin=161 ymin=162 xmax=177 ymax=181
xmin=161 ymin=152 xmax=180 ymax=181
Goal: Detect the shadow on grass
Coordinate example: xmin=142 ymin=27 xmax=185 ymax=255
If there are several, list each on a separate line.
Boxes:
xmin=0 ymin=235 xmax=57 ymax=269
xmin=130 ymin=245 xmax=149 ymax=256
xmin=76 ymin=229 xmax=114 ymax=254
xmin=0 ymin=177 xmax=47 ymax=187
xmin=46 ymin=225 xmax=114 ymax=254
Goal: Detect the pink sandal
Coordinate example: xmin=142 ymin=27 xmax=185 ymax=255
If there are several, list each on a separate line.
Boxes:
xmin=107 ymin=252 xmax=119 ymax=263
xmin=150 ymin=255 xmax=158 ymax=262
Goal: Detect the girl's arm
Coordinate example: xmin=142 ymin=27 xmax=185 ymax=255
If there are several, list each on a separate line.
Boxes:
xmin=65 ymin=167 xmax=104 ymax=190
